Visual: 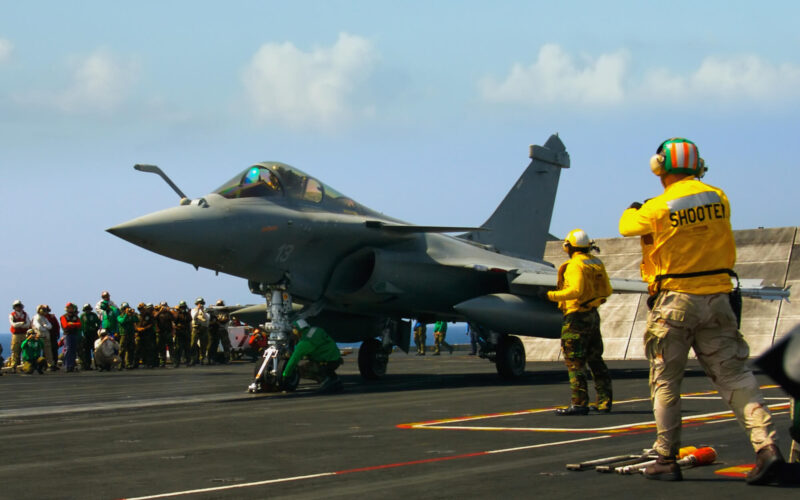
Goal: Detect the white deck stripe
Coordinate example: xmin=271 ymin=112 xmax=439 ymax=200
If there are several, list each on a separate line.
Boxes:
xmin=125 ymin=472 xmax=337 ymax=500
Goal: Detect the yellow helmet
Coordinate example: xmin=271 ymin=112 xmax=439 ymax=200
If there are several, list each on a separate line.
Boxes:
xmin=562 ymin=228 xmax=593 ymax=251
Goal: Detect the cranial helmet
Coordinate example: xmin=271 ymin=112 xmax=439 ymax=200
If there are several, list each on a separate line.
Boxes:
xmin=293 ymin=319 xmax=310 ymax=333
xmin=563 ymin=228 xmax=592 ymax=250
xmin=650 ymin=138 xmax=706 ymax=178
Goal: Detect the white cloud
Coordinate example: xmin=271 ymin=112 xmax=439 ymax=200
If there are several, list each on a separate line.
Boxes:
xmin=15 ymin=49 xmax=139 ymax=114
xmin=640 ymin=55 xmax=800 ymax=103
xmin=242 ymin=33 xmax=378 ymax=129
xmin=0 ymin=38 xmax=12 ymax=63
xmin=481 ymin=44 xmax=800 ymax=109
xmin=479 ymin=44 xmax=629 ymax=106
xmin=55 ymin=49 xmax=139 ymax=113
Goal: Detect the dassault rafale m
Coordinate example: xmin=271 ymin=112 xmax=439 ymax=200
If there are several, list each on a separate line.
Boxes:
xmin=107 ymin=135 xmax=646 ymax=389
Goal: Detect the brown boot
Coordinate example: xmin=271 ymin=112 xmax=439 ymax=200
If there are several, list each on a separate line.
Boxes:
xmin=746 ymin=444 xmax=785 ymax=485
xmin=643 ymin=454 xmax=682 ymax=481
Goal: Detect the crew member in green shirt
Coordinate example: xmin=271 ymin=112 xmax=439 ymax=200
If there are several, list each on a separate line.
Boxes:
xmin=282 ymin=319 xmax=343 ymax=393
xmin=21 ymin=330 xmax=46 ymax=374
xmin=433 ymin=320 xmax=453 ymax=355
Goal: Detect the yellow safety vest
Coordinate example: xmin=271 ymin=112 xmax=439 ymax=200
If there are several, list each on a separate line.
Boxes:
xmin=618 ymin=177 xmax=735 ymax=295
xmin=547 ymin=252 xmax=613 ymax=315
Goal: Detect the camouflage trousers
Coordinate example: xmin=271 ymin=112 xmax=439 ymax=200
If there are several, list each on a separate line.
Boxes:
xmin=414 ymin=331 xmax=426 ymax=354
xmin=560 ymin=309 xmax=612 ymax=409
xmin=645 ymin=291 xmax=776 ymax=458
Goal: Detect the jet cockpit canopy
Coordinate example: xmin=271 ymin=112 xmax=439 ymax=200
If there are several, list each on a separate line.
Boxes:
xmin=214 ymin=162 xmax=379 ymax=216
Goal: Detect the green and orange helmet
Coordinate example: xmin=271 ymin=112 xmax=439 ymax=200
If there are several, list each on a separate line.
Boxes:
xmin=650 ymin=138 xmax=706 ymax=177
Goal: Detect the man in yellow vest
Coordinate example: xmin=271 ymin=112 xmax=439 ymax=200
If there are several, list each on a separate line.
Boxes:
xmin=619 ymin=138 xmax=783 ymax=484
xmin=546 ymin=229 xmax=613 ymax=416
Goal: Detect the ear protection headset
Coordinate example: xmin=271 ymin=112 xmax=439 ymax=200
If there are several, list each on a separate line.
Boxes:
xmin=650 ymin=138 xmax=706 ymax=178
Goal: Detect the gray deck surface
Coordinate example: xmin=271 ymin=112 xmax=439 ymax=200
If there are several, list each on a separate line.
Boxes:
xmin=1 ymin=354 xmax=797 ymax=499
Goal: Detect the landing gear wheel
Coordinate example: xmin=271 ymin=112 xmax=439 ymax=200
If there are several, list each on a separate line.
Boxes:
xmin=277 ymin=357 xmax=299 ymax=392
xmin=358 ymin=338 xmax=389 ymax=380
xmin=495 ymin=335 xmax=525 ymax=379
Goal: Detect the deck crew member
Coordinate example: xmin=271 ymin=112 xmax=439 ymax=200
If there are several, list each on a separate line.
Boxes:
xmin=8 ymin=300 xmax=31 ymax=372
xmin=190 ymin=298 xmax=210 ymax=365
xmin=282 ymin=319 xmax=343 ymax=393
xmin=432 ymin=320 xmax=453 ymax=355
xmin=413 ymin=321 xmax=426 ymax=355
xmin=619 ymin=137 xmax=783 ymax=483
xmin=546 ymin=229 xmax=613 ymax=416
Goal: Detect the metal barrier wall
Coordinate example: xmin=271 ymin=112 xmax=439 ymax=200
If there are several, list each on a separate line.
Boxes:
xmin=522 ymin=227 xmax=799 ymax=361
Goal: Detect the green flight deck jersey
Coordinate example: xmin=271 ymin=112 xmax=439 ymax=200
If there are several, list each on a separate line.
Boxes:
xmin=282 ymin=326 xmax=342 ymax=378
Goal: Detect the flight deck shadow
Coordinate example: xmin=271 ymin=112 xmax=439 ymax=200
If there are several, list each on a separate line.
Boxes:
xmin=331 ymin=365 xmax=709 ymax=396
xmin=218 ymin=362 xmax=710 ymax=402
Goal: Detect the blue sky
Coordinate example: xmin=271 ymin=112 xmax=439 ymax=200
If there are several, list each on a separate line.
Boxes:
xmin=1 ymin=1 xmax=799 ymax=316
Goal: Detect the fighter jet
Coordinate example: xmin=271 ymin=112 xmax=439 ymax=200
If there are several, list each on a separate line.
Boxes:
xmin=108 ymin=134 xmax=647 ymax=383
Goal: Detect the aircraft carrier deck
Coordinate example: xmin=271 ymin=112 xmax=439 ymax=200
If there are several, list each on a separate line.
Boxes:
xmin=1 ymin=353 xmax=797 ymax=499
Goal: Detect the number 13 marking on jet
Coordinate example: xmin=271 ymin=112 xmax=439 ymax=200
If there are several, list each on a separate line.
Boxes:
xmin=276 ymin=244 xmax=294 ymax=263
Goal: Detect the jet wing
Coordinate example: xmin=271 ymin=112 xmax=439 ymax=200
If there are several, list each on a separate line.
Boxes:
xmin=508 ymin=270 xmax=648 ymax=295
xmin=365 ymin=220 xmax=484 ymax=233
xmin=509 ymin=273 xmax=789 ymax=299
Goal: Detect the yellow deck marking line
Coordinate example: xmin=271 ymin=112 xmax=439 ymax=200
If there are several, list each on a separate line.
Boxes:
xmin=398 ymin=385 xmax=788 ymax=434
xmin=414 ymin=403 xmax=790 ymax=434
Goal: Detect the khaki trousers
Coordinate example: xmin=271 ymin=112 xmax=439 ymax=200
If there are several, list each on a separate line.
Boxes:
xmin=645 ymin=291 xmax=776 ymax=457
xmin=10 ymin=333 xmax=25 ymax=367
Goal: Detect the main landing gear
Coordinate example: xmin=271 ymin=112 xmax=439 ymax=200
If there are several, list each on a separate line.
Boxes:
xmin=358 ymin=338 xmax=390 ymax=380
xmin=477 ymin=331 xmax=526 ymax=379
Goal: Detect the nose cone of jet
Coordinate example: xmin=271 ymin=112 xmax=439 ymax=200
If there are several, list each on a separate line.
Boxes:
xmin=108 ymin=208 xmax=181 ymax=248
xmin=107 ymin=205 xmax=205 ymax=263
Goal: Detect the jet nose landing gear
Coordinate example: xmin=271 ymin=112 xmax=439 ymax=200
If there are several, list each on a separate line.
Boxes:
xmin=247 ymin=283 xmax=299 ymax=393
xmin=249 ymin=345 xmax=299 ymax=393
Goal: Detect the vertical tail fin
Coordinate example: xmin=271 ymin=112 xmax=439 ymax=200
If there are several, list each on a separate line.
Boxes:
xmin=460 ymin=134 xmax=569 ymax=261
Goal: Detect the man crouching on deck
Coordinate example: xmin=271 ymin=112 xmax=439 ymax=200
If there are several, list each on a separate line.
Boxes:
xmin=282 ymin=319 xmax=344 ymax=394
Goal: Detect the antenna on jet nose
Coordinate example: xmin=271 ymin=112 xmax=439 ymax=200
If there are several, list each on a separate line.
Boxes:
xmin=134 ymin=164 xmax=190 ymax=205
